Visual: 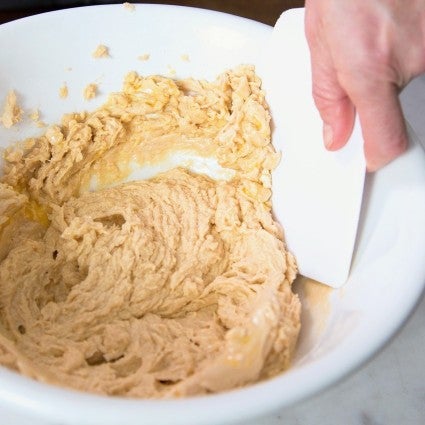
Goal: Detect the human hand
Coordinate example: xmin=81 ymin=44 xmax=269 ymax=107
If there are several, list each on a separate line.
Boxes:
xmin=305 ymin=0 xmax=425 ymax=171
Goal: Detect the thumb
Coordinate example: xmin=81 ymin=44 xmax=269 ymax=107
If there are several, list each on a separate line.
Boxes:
xmin=305 ymin=3 xmax=355 ymax=152
xmin=310 ymin=63 xmax=356 ymax=151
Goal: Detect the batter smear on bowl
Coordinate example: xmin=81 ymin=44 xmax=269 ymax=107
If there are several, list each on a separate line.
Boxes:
xmin=0 ymin=66 xmax=300 ymax=397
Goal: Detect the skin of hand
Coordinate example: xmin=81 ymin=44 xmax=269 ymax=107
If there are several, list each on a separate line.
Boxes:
xmin=304 ymin=0 xmax=425 ymax=171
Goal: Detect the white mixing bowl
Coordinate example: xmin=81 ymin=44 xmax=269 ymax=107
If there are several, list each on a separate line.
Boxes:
xmin=0 ymin=5 xmax=424 ymax=425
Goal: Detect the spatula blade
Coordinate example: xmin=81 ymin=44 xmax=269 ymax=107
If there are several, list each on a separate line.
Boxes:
xmin=257 ymin=8 xmax=366 ymax=288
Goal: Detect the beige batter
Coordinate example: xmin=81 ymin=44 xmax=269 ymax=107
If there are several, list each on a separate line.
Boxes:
xmin=0 ymin=66 xmax=300 ymax=397
xmin=0 ymin=90 xmax=22 ymax=128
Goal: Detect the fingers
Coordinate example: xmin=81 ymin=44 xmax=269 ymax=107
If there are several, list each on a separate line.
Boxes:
xmin=308 ymin=39 xmax=407 ymax=170
xmin=305 ymin=0 xmax=411 ymax=171
xmin=311 ymin=60 xmax=407 ymax=170
xmin=351 ymin=81 xmax=408 ymax=171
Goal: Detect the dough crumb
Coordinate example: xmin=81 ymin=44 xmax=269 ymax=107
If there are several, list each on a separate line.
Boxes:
xmin=180 ymin=54 xmax=190 ymax=62
xmin=59 ymin=84 xmax=68 ymax=99
xmin=92 ymin=44 xmax=110 ymax=59
xmin=0 ymin=90 xmax=23 ymax=128
xmin=29 ymin=109 xmax=46 ymax=128
xmin=83 ymin=83 xmax=98 ymax=100
xmin=167 ymin=65 xmax=176 ymax=77
xmin=137 ymin=53 xmax=150 ymax=61
xmin=123 ymin=2 xmax=135 ymax=11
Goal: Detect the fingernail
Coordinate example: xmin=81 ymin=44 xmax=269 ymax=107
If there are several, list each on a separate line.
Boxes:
xmin=323 ymin=123 xmax=333 ymax=149
xmin=366 ymin=159 xmax=379 ymax=172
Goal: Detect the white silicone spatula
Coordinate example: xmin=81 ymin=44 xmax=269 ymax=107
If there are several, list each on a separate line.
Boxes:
xmin=256 ymin=8 xmax=366 ymax=288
